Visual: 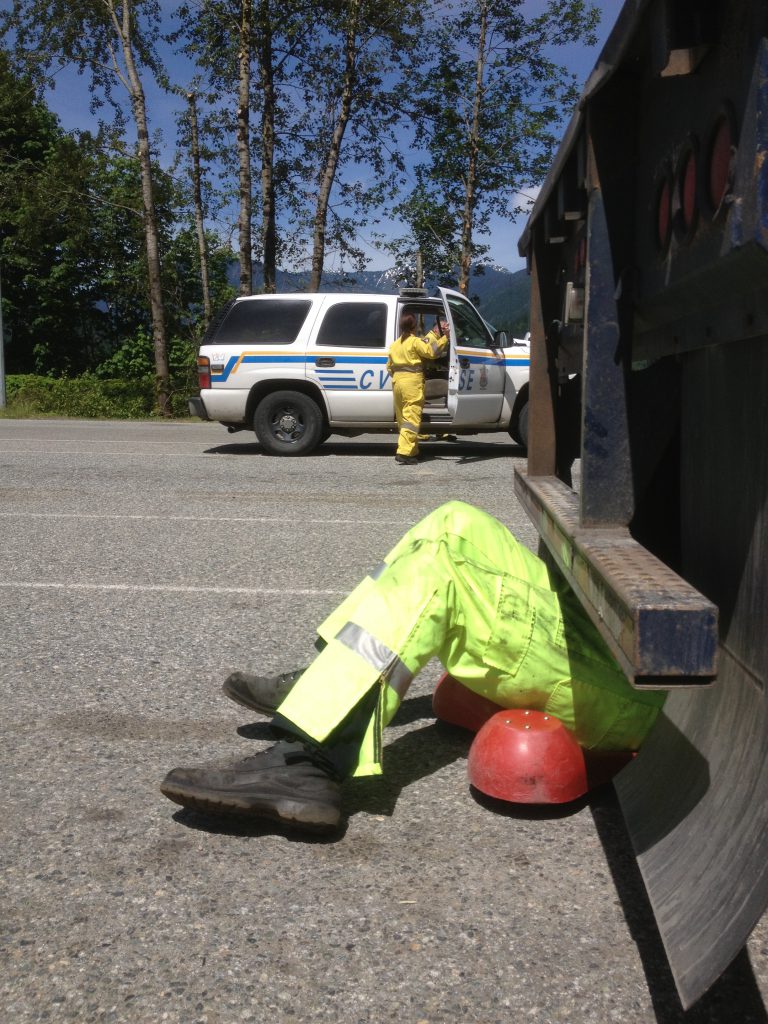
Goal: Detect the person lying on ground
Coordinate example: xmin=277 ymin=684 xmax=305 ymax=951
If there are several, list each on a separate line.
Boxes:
xmin=161 ymin=501 xmax=665 ymax=833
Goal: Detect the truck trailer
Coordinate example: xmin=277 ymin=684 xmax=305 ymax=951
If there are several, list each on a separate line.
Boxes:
xmin=516 ymin=0 xmax=768 ymax=1008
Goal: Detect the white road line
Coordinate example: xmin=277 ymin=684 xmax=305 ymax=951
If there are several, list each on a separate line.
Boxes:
xmin=0 ymin=438 xmax=212 ymax=446
xmin=0 ymin=581 xmax=347 ymax=596
xmin=0 ymin=449 xmax=233 ymax=457
xmin=0 ymin=512 xmax=412 ymax=525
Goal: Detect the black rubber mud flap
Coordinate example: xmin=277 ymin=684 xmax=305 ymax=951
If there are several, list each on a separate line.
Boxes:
xmin=615 ymin=652 xmax=768 ymax=1010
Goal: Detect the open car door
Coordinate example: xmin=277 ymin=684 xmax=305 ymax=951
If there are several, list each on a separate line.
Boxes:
xmin=439 ymin=288 xmax=462 ymax=422
xmin=438 ymin=287 xmax=506 ymax=425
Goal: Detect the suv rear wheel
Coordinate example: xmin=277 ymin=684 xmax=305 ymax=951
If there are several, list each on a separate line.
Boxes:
xmin=254 ymin=391 xmax=324 ymax=456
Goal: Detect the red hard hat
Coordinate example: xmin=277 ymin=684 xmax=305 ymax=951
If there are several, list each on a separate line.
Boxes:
xmin=467 ymin=709 xmax=589 ymax=804
xmin=432 ymin=673 xmax=504 ymax=733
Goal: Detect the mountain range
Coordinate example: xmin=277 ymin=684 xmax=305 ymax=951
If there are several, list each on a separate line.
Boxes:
xmin=229 ymin=262 xmax=532 ymax=335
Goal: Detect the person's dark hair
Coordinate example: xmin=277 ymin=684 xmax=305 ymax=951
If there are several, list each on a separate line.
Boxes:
xmin=399 ymin=312 xmax=416 ymax=336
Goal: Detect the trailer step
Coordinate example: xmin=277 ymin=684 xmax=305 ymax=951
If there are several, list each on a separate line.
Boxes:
xmin=513 ymin=470 xmax=718 ymax=687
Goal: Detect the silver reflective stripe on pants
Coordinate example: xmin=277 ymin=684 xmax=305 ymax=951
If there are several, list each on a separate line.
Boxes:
xmin=335 ymin=621 xmax=413 ymax=700
xmin=369 ymin=562 xmax=387 ymax=581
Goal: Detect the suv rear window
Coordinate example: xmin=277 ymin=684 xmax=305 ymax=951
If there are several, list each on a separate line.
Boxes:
xmin=212 ymin=299 xmax=312 ymax=345
xmin=316 ymin=302 xmax=387 ymax=348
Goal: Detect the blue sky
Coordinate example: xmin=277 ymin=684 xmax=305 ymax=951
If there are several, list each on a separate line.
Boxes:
xmin=7 ymin=0 xmax=620 ymax=274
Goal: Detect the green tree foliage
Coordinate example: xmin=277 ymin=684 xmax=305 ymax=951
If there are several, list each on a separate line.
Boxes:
xmin=380 ymin=185 xmax=463 ymax=288
xmin=170 ymin=0 xmax=310 ymax=293
xmin=287 ymin=0 xmax=424 ymax=288
xmin=0 ymin=52 xmax=234 ymax=379
xmin=0 ymin=1 xmax=598 ymax=406
xmin=405 ymin=0 xmax=598 ymax=292
xmin=2 ymin=0 xmax=175 ymax=411
xmin=0 ymin=52 xmax=106 ymax=374
xmin=90 ymin=157 xmax=233 ymax=348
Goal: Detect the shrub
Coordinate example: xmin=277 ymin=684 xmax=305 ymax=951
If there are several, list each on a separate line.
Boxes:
xmin=2 ymin=373 xmax=196 ymax=419
xmin=94 ymin=330 xmax=198 ymax=382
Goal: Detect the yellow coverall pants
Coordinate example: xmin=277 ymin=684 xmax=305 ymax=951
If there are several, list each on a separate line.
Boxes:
xmin=273 ymin=502 xmax=666 ymax=777
xmin=392 ymin=370 xmax=425 ymax=457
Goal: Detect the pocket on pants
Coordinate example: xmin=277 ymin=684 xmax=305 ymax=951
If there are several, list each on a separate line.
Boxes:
xmin=482 ymin=578 xmax=537 ymax=679
xmin=483 ymin=576 xmax=571 ymax=685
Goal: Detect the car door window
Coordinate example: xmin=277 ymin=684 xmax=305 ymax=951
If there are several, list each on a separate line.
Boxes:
xmin=316 ymin=302 xmax=388 ymax=347
xmin=446 ymin=295 xmax=495 ymax=348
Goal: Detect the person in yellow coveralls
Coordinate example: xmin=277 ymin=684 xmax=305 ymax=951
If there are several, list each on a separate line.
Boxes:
xmin=386 ymin=312 xmax=449 ymax=464
xmin=161 ymin=502 xmax=665 ymax=833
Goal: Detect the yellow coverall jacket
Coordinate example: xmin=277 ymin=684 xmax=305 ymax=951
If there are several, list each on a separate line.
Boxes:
xmin=273 ymin=502 xmax=666 ymax=777
xmin=386 ymin=329 xmax=448 ymax=456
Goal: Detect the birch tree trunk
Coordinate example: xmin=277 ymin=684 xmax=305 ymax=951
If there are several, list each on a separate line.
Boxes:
xmin=109 ymin=0 xmax=170 ymax=415
xmin=257 ymin=0 xmax=277 ymax=293
xmin=458 ymin=0 xmax=487 ymax=296
xmin=187 ymin=91 xmax=212 ymax=323
xmin=308 ymin=0 xmax=360 ymax=292
xmin=237 ymin=0 xmax=253 ymax=295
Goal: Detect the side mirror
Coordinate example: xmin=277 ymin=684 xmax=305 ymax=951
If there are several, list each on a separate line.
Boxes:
xmin=494 ymin=330 xmax=509 ymax=348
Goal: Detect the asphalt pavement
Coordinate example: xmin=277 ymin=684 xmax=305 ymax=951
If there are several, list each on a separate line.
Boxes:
xmin=2 ymin=418 xmax=767 ymax=1024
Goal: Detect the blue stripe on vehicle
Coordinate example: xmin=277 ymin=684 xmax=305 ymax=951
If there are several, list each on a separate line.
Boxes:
xmin=211 ymin=352 xmax=389 ymax=383
xmin=316 ymin=355 xmax=389 ymax=363
xmin=211 ymin=353 xmax=307 ymax=382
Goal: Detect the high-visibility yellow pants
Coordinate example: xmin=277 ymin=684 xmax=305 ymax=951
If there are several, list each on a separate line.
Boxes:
xmin=274 ymin=502 xmax=665 ymax=777
xmin=392 ymin=372 xmax=425 ymax=457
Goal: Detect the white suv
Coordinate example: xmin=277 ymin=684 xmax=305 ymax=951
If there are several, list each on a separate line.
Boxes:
xmin=189 ymin=287 xmax=531 ymax=455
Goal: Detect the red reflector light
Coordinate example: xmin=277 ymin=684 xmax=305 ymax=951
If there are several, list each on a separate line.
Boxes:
xmin=197 ymin=356 xmax=211 ymax=390
xmin=681 ymin=149 xmax=697 ymax=230
xmin=709 ymin=115 xmax=733 ymax=211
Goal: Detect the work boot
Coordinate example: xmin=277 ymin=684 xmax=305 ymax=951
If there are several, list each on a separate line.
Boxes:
xmin=222 ymin=667 xmax=306 ymax=715
xmin=160 ymin=741 xmax=342 ymax=832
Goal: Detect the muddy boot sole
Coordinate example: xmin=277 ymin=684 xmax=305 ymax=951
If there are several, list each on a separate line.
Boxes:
xmin=160 ymin=778 xmax=341 ymax=834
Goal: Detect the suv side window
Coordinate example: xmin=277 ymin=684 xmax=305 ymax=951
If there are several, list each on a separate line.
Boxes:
xmin=213 ymin=299 xmax=312 ymax=345
xmin=446 ymin=294 xmax=494 ymax=349
xmin=316 ymin=302 xmax=388 ymax=348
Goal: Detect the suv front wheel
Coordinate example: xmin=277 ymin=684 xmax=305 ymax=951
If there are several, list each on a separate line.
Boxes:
xmin=253 ymin=391 xmax=324 ymax=456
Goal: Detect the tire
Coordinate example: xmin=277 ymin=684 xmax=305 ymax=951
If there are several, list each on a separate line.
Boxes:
xmin=253 ymin=391 xmax=324 ymax=456
xmin=508 ymin=384 xmax=529 ymax=449
xmin=516 ymin=400 xmax=529 ymax=450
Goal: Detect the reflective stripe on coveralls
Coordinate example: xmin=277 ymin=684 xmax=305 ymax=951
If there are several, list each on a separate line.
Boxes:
xmin=336 ymin=622 xmax=413 ymax=699
xmin=274 ymin=502 xmax=666 ymax=777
